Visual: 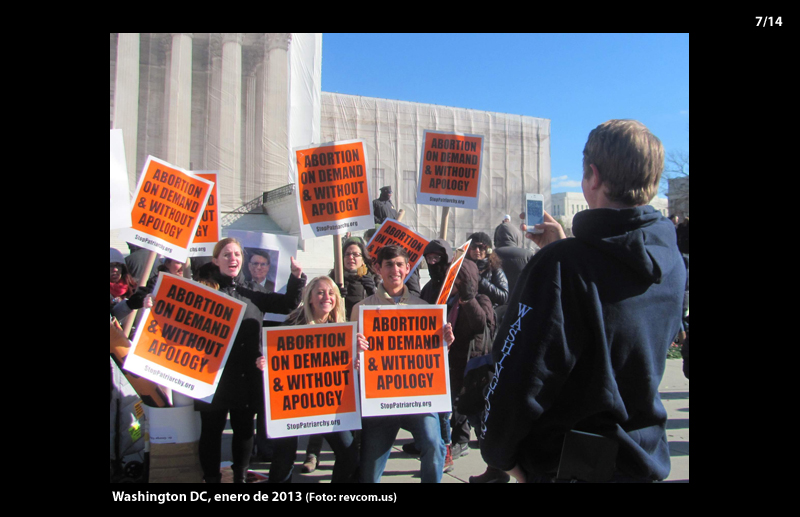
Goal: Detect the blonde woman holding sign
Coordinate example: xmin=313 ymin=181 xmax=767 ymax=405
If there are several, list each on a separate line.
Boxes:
xmin=257 ymin=276 xmax=361 ymax=483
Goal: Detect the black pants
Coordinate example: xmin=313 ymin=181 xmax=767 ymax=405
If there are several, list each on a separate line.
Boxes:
xmin=199 ymin=408 xmax=255 ymax=479
xmin=200 ymin=409 xmax=299 ymax=482
xmin=306 ymin=431 xmax=360 ymax=482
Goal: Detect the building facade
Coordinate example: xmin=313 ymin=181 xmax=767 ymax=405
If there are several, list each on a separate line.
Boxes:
xmin=552 ymin=191 xmax=668 ymax=236
xmin=667 ymin=176 xmax=689 ymax=220
xmin=109 ymin=33 xmax=322 ymax=253
xmin=109 ymin=34 xmax=550 ymax=268
xmin=320 ymin=93 xmax=551 ymax=248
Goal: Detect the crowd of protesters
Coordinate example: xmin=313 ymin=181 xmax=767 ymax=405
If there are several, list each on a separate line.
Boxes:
xmin=111 ymin=119 xmax=688 ymax=484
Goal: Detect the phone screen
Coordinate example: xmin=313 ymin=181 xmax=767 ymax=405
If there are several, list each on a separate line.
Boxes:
xmin=527 ymin=198 xmax=543 ymax=227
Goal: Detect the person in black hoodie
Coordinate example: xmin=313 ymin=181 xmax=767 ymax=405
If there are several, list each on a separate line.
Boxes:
xmin=480 ymin=120 xmax=685 ymax=483
xmin=493 ymin=220 xmax=534 ymax=292
xmin=195 ymin=238 xmax=307 ymax=483
xmin=419 ymin=239 xmax=455 ymax=305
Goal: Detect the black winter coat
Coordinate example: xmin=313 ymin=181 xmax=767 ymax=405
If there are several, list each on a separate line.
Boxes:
xmin=195 ymin=267 xmax=306 ymax=412
xmin=329 ymin=267 xmax=376 ymax=321
xmin=475 ymin=262 xmax=509 ymax=307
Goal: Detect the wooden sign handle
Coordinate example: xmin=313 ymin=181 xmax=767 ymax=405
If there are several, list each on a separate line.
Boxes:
xmin=439 ymin=207 xmax=451 ymax=240
xmin=333 ymin=234 xmax=344 ymax=287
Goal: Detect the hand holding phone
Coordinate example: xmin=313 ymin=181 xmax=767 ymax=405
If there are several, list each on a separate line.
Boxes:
xmin=525 ymin=194 xmax=544 ymax=234
xmin=525 ymin=208 xmax=566 ymax=248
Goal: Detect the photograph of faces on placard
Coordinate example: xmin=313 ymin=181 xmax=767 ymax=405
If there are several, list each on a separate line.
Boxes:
xmin=244 ymin=247 xmax=279 ymax=293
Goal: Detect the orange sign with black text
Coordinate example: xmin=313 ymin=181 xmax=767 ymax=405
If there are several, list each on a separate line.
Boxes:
xmin=358 ymin=305 xmax=451 ymax=416
xmin=188 ymin=171 xmax=220 ymax=257
xmin=417 ymin=130 xmax=484 ymax=210
xmin=124 ymin=274 xmax=246 ymax=402
xmin=121 ymin=156 xmax=213 ymax=262
xmin=294 ymin=140 xmax=373 ymax=239
xmin=263 ymin=323 xmax=361 ymax=437
xmin=436 ymin=240 xmax=472 ymax=305
xmin=365 ymin=219 xmax=430 ymax=282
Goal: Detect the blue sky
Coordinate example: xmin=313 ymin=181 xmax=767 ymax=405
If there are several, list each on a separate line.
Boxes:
xmin=321 ymin=34 xmax=689 ymax=196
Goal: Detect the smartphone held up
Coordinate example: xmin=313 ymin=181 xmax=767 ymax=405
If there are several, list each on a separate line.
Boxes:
xmin=526 ymin=193 xmax=544 ymax=235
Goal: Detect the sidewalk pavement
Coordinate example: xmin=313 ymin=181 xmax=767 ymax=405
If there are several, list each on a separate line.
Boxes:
xmin=226 ymin=358 xmax=689 ymax=483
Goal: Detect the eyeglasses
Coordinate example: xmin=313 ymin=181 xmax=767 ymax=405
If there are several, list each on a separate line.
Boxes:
xmin=425 ymin=254 xmax=442 ymax=264
xmin=250 ymin=261 xmax=269 ymax=268
xmin=344 ymin=252 xmax=362 ymax=258
xmin=470 ymin=244 xmax=487 ymax=251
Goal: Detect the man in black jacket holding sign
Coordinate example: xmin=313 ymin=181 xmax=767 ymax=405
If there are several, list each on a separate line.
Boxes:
xmin=373 ymin=186 xmax=398 ymax=224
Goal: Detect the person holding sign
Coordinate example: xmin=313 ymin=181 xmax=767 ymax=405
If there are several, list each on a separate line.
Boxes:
xmin=447 ymin=260 xmax=495 ymax=462
xmin=372 ymin=186 xmax=398 ymax=224
xmin=196 ymin=238 xmax=307 ymax=484
xmin=302 ymin=238 xmax=375 ymax=474
xmin=110 ymin=262 xmax=137 ymax=306
xmin=146 ymin=258 xmax=189 ymax=286
xmin=258 ymin=276 xmax=361 ymax=483
xmin=333 ymin=238 xmax=376 ymax=320
xmin=419 ymin=240 xmax=455 ymax=305
xmin=352 ymin=245 xmax=454 ymax=483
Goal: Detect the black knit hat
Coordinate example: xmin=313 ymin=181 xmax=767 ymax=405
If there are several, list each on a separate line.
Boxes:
xmin=467 ymin=232 xmax=493 ymax=250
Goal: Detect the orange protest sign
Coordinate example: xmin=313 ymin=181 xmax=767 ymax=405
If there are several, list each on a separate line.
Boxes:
xmin=358 ymin=305 xmax=451 ymax=416
xmin=436 ymin=240 xmax=471 ymax=305
xmin=121 ymin=156 xmax=213 ymax=262
xmin=436 ymin=239 xmax=472 ymax=305
xmin=417 ymin=130 xmax=484 ymax=210
xmin=124 ymin=274 xmax=246 ymax=402
xmin=365 ymin=219 xmax=430 ymax=278
xmin=264 ymin=323 xmax=361 ymax=437
xmin=294 ymin=140 xmax=373 ymax=239
xmin=188 ymin=172 xmax=220 ymax=257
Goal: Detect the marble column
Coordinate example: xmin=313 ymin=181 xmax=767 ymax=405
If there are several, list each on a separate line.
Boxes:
xmin=205 ymin=34 xmax=222 ymax=177
xmin=242 ymin=45 xmax=262 ymax=201
xmin=263 ymin=33 xmax=291 ymax=190
xmin=219 ymin=33 xmax=243 ymax=204
xmin=165 ymin=33 xmax=193 ymax=169
xmin=113 ymin=33 xmax=140 ymax=191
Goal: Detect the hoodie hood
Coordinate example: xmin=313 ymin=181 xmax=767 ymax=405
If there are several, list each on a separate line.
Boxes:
xmin=423 ymin=239 xmax=454 ymax=263
xmin=494 ymin=222 xmax=521 ymax=248
xmin=572 ymin=206 xmax=678 ymax=284
xmin=423 ymin=239 xmax=454 ymax=281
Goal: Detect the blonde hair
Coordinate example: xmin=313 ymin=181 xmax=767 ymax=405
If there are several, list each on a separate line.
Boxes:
xmin=196 ymin=278 xmax=220 ymax=290
xmin=582 ymin=119 xmax=664 ymax=206
xmin=288 ymin=276 xmax=345 ymax=325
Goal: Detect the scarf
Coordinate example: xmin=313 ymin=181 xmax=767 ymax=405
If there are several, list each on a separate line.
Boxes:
xmin=110 ymin=281 xmax=128 ymax=298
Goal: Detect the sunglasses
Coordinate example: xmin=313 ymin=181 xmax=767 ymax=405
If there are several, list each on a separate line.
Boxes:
xmin=470 ymin=244 xmax=487 ymax=251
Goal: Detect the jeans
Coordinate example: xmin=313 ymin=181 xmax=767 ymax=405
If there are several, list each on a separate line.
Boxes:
xmin=265 ymin=436 xmax=298 ymax=483
xmin=360 ymin=413 xmax=444 ymax=483
xmin=306 ymin=434 xmax=324 ymax=457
